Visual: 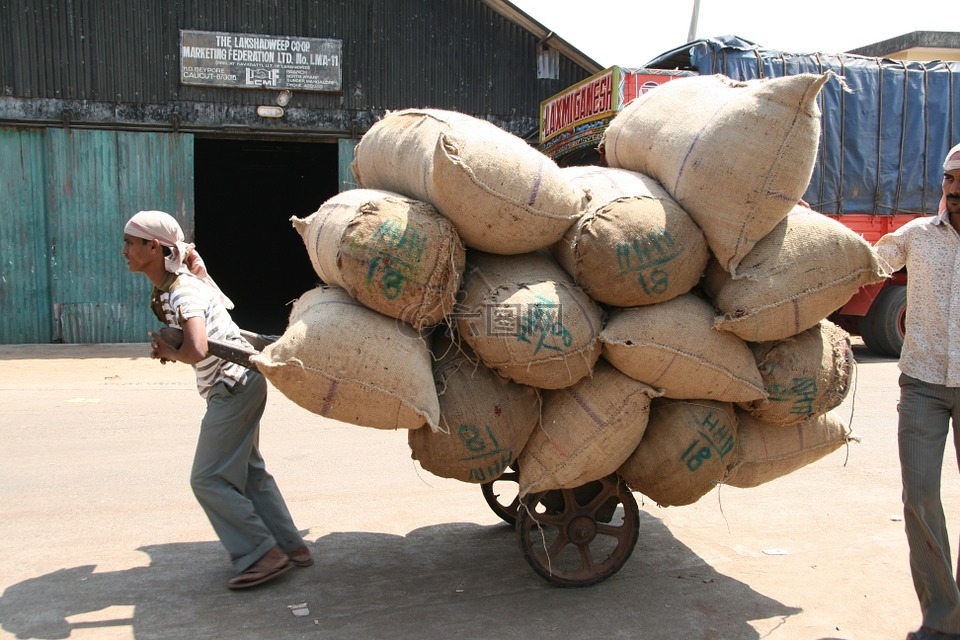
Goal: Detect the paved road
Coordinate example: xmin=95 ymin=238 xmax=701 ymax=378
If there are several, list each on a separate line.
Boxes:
xmin=0 ymin=340 xmax=951 ymax=639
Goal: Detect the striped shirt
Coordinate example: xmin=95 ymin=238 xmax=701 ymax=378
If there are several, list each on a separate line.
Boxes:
xmin=875 ymin=210 xmax=960 ymax=387
xmin=152 ymin=273 xmax=249 ymax=398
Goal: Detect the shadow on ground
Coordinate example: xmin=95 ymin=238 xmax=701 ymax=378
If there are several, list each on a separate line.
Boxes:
xmin=0 ymin=513 xmax=800 ymax=640
xmin=850 ymin=341 xmax=898 ymax=365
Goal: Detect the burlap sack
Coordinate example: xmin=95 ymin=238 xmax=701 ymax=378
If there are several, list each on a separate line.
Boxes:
xmin=560 ymin=165 xmax=652 ymax=206
xmin=737 ymin=320 xmax=853 ymax=425
xmin=291 ymin=189 xmax=466 ymax=329
xmin=600 ymin=294 xmax=766 ymax=402
xmin=703 ymin=205 xmax=886 ymax=342
xmin=601 ymin=73 xmax=829 ymax=276
xmin=251 ymin=286 xmax=439 ymax=430
xmin=351 ymin=108 xmax=586 ymax=254
xmin=552 ymin=166 xmax=708 ymax=306
xmin=517 ymin=359 xmax=660 ymax=496
xmin=723 ymin=410 xmax=853 ymax=488
xmin=408 ymin=331 xmax=540 ymax=483
xmin=456 ymin=250 xmax=603 ymax=389
xmin=619 ymin=399 xmax=738 ymax=507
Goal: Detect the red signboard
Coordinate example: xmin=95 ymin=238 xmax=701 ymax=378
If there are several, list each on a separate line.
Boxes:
xmin=541 ymin=68 xmax=616 ymax=141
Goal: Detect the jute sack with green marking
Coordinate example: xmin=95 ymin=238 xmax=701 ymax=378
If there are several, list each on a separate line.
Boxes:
xmin=703 ymin=205 xmax=886 ymax=342
xmin=408 ymin=331 xmax=540 ymax=483
xmin=292 ymin=188 xmax=466 ymax=330
xmin=551 ymin=166 xmax=708 ymax=306
xmin=456 ymin=250 xmax=604 ymax=389
xmin=619 ymin=398 xmax=738 ymax=507
xmin=737 ymin=319 xmax=853 ymax=426
xmin=600 ymin=293 xmax=766 ymax=402
xmin=351 ymin=108 xmax=586 ymax=254
xmin=601 ymin=73 xmax=829 ymax=276
xmin=517 ymin=360 xmax=661 ymax=496
xmin=722 ymin=409 xmax=853 ymax=488
xmin=252 ymin=286 xmax=439 ymax=431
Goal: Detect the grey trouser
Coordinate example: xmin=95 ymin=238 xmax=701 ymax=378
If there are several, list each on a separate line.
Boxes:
xmin=899 ymin=373 xmax=960 ymax=632
xmin=191 ymin=369 xmax=304 ymax=572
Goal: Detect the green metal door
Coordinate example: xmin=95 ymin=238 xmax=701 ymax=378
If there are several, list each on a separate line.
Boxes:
xmin=0 ymin=127 xmax=194 ymax=344
xmin=338 ymin=138 xmax=360 ymax=192
xmin=0 ymin=128 xmax=51 ymax=343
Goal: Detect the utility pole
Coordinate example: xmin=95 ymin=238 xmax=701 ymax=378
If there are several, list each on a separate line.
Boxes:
xmin=688 ymin=0 xmax=700 ymax=42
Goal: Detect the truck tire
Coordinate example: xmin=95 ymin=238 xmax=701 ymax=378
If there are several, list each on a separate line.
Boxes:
xmin=859 ymin=285 xmax=906 ymax=358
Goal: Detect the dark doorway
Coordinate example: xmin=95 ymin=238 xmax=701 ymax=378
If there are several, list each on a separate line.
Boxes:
xmin=194 ymin=138 xmax=339 ymax=335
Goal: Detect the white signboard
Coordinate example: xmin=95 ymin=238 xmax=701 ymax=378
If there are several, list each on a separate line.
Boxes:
xmin=180 ymin=29 xmax=342 ymax=92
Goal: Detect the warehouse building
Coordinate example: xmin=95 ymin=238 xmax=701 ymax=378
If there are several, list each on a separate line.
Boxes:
xmin=0 ymin=0 xmax=600 ymax=342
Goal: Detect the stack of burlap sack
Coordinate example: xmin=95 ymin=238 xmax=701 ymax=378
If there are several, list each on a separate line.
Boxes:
xmin=251 ymin=71 xmax=887 ymax=507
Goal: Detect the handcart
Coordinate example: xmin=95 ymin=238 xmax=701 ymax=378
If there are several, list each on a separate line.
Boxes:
xmin=160 ymin=327 xmax=642 ymax=588
xmin=482 ymin=467 xmax=640 ymax=587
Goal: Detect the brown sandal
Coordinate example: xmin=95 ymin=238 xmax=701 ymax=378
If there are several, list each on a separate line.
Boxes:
xmin=288 ymin=546 xmax=314 ymax=568
xmin=228 ymin=546 xmax=293 ymax=590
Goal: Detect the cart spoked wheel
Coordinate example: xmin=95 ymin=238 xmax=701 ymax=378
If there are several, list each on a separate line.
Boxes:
xmin=515 ymin=474 xmax=639 ymax=587
xmin=480 ymin=465 xmax=521 ymax=526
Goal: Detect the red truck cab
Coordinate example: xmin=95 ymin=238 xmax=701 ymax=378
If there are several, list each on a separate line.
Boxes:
xmin=826 ymin=214 xmax=922 ymax=357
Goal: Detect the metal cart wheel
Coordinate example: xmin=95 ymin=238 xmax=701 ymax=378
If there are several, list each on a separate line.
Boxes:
xmin=480 ymin=465 xmax=520 ymax=525
xmin=515 ymin=474 xmax=639 ymax=587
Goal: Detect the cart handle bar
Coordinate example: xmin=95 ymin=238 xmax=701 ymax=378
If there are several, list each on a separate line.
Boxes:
xmin=157 ymin=327 xmax=278 ymax=372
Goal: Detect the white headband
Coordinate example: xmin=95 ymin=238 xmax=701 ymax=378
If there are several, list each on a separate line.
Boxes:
xmin=944 ymin=143 xmax=960 ymax=172
xmin=124 ymin=210 xmax=192 ymax=275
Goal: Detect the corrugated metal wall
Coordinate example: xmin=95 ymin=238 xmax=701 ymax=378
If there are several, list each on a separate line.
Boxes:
xmin=337 ymin=139 xmax=359 ymax=192
xmin=1 ymin=0 xmax=590 ymax=132
xmin=0 ymin=128 xmax=194 ymax=343
xmin=0 ymin=1 xmax=597 ymax=343
xmin=0 ymin=128 xmax=51 ymax=343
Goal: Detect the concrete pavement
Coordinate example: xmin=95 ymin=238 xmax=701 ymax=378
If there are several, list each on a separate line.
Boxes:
xmin=0 ymin=340 xmax=950 ymax=639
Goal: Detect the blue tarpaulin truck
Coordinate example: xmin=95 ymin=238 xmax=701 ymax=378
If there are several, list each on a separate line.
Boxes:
xmin=539 ymin=35 xmax=960 ymax=357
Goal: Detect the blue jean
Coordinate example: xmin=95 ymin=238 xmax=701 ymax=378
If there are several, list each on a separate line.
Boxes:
xmin=191 ymin=369 xmax=304 ymax=572
xmin=899 ymin=373 xmax=960 ymax=632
